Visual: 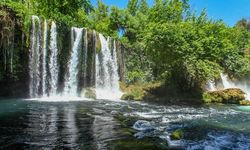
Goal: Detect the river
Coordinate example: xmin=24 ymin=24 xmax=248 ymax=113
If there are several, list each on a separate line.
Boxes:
xmin=1 ymin=99 xmax=250 ymax=149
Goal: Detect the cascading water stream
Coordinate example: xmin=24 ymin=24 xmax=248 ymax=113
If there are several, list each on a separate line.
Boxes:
xmin=83 ymin=29 xmax=88 ymax=88
xmin=42 ymin=20 xmax=48 ymax=96
xmin=48 ymin=22 xmax=59 ymax=96
xmin=96 ymin=34 xmax=123 ymax=100
xmin=28 ymin=16 xmax=123 ymax=100
xmin=220 ymin=73 xmax=235 ymax=89
xmin=110 ymin=41 xmax=120 ymax=93
xmin=63 ymin=27 xmax=83 ymax=96
xmin=220 ymin=73 xmax=250 ymax=100
xmin=29 ymin=15 xmax=41 ymax=98
xmin=206 ymin=80 xmax=217 ymax=91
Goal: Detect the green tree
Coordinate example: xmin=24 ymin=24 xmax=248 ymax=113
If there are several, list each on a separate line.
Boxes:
xmin=139 ymin=0 xmax=149 ymax=13
xmin=236 ymin=18 xmax=250 ymax=31
xmin=127 ymin=0 xmax=138 ymax=16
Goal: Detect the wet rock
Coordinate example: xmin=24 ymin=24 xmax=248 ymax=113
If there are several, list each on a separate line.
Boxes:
xmin=133 ymin=120 xmax=154 ymax=131
xmin=203 ymin=88 xmax=245 ymax=104
xmin=121 ymin=93 xmax=135 ymax=100
xmin=111 ymin=110 xmax=119 ymax=115
xmin=82 ymin=87 xmax=96 ymax=99
xmin=170 ymin=129 xmax=184 ymax=140
xmin=114 ymin=114 xmax=138 ymax=128
xmin=160 ymin=135 xmax=184 ymax=149
xmin=110 ymin=138 xmax=167 ymax=150
xmin=240 ymin=100 xmax=250 ymax=106
xmin=134 ymin=130 xmax=162 ymax=139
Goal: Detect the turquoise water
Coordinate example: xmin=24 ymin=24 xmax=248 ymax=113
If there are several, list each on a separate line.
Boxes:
xmin=0 ymin=99 xmax=250 ymax=149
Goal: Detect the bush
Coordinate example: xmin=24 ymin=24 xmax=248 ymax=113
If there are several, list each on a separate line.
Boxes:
xmin=126 ymin=71 xmax=145 ymax=83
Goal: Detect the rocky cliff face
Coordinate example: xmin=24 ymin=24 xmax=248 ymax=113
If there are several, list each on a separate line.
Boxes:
xmin=0 ymin=6 xmax=29 ymax=98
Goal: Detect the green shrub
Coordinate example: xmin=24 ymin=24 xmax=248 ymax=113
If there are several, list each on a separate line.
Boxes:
xmin=126 ymin=71 xmax=145 ymax=83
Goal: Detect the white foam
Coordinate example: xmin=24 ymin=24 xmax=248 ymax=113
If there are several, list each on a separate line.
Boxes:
xmin=135 ymin=110 xmax=162 ymax=119
xmin=25 ymin=96 xmax=92 ymax=102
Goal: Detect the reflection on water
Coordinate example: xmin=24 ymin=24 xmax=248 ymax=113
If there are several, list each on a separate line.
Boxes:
xmin=0 ymin=100 xmax=250 ymax=149
xmin=25 ymin=105 xmax=59 ymax=148
xmin=48 ymin=106 xmax=57 ymax=134
xmin=63 ymin=106 xmax=78 ymax=147
xmin=92 ymin=115 xmax=117 ymax=149
xmin=0 ymin=100 xmax=125 ymax=149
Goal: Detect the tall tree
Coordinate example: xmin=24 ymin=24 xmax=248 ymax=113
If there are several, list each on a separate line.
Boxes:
xmin=82 ymin=0 xmax=94 ymax=14
xmin=139 ymin=0 xmax=149 ymax=13
xmin=236 ymin=18 xmax=250 ymax=31
xmin=127 ymin=0 xmax=138 ymax=16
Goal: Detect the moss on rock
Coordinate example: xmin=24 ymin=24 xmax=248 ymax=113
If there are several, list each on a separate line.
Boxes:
xmin=121 ymin=93 xmax=135 ymax=100
xmin=170 ymin=129 xmax=184 ymax=140
xmin=113 ymin=113 xmax=138 ymax=128
xmin=82 ymin=87 xmax=96 ymax=99
xmin=111 ymin=140 xmax=156 ymax=150
xmin=203 ymin=88 xmax=246 ymax=104
xmin=120 ymin=83 xmax=146 ymax=101
xmin=120 ymin=82 xmax=162 ymax=101
xmin=240 ymin=100 xmax=250 ymax=106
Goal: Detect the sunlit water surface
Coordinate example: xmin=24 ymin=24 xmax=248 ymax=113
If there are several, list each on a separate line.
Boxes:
xmin=0 ymin=99 xmax=250 ymax=150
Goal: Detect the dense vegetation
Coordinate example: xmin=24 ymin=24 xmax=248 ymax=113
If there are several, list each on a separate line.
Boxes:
xmin=1 ymin=0 xmax=250 ymax=98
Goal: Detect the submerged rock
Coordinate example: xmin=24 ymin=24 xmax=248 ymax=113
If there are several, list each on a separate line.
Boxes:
xmin=203 ymin=88 xmax=246 ymax=104
xmin=133 ymin=120 xmax=154 ymax=131
xmin=161 ymin=135 xmax=184 ymax=149
xmin=114 ymin=114 xmax=138 ymax=128
xmin=170 ymin=129 xmax=184 ymax=140
xmin=110 ymin=138 xmax=167 ymax=150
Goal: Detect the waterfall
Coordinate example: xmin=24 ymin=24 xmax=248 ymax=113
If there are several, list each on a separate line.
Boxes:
xmin=110 ymin=40 xmax=121 ymax=94
xmin=96 ymin=34 xmax=123 ymax=100
xmin=29 ymin=15 xmax=42 ymax=98
xmin=220 ymin=73 xmax=236 ymax=89
xmin=83 ymin=29 xmax=88 ymax=88
xmin=206 ymin=80 xmax=216 ymax=92
xmin=10 ymin=33 xmax=14 ymax=73
xmin=63 ymin=27 xmax=83 ymax=96
xmin=220 ymin=73 xmax=250 ymax=100
xmin=48 ymin=22 xmax=59 ymax=96
xmin=28 ymin=16 xmax=123 ymax=100
xmin=42 ymin=20 xmax=48 ymax=96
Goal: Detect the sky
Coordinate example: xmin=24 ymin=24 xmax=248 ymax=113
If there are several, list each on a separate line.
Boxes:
xmin=90 ymin=0 xmax=250 ymax=27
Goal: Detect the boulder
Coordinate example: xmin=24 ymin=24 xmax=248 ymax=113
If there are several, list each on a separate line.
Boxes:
xmin=240 ymin=100 xmax=250 ymax=106
xmin=203 ymin=88 xmax=246 ymax=104
xmin=121 ymin=93 xmax=135 ymax=100
xmin=82 ymin=88 xmax=96 ymax=99
xmin=133 ymin=120 xmax=154 ymax=132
